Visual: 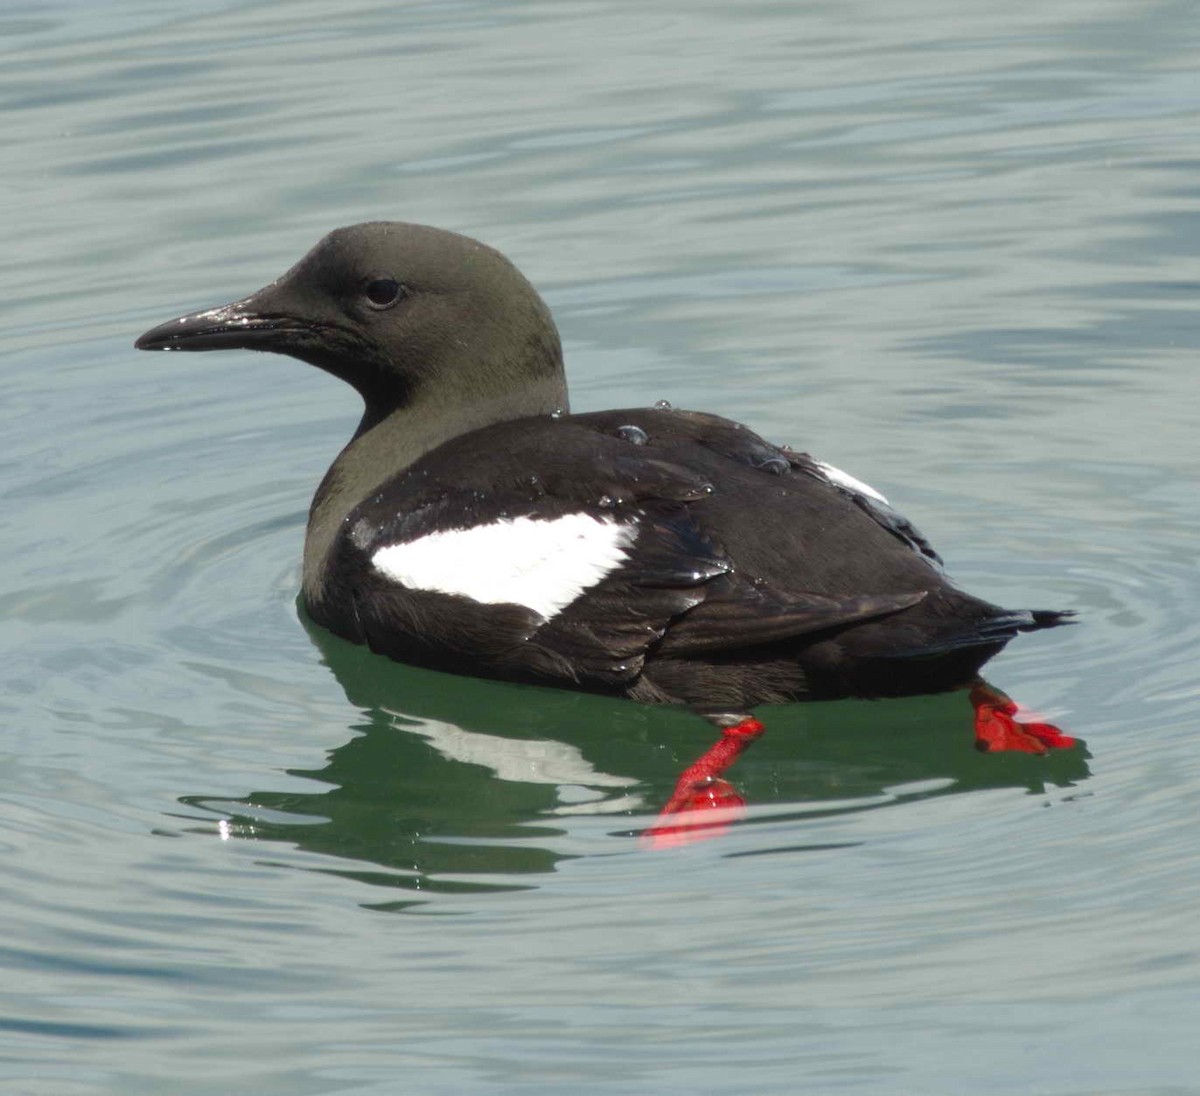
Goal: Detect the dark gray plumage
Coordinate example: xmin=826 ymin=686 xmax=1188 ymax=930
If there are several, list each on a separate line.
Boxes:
xmin=136 ymin=222 xmax=1071 ymax=714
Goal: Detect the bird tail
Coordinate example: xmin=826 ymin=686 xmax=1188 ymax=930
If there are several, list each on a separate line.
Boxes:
xmin=1021 ymin=608 xmax=1077 ymax=632
xmin=884 ymin=608 xmax=1076 ymax=659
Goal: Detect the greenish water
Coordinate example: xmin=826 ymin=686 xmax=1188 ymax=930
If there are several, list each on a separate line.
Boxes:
xmin=4 ymin=1 xmax=1200 ymax=1092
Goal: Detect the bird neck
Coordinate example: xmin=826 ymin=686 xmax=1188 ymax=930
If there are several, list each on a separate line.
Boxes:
xmin=301 ymin=373 xmax=568 ymax=602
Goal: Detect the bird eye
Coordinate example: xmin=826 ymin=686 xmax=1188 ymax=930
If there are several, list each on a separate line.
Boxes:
xmin=364 ymin=277 xmax=403 ymax=309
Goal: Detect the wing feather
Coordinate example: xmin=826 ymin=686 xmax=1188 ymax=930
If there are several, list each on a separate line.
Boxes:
xmin=313 ymin=415 xmax=935 ymax=694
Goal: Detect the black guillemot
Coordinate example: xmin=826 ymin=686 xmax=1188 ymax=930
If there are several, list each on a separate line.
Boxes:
xmin=136 ymin=222 xmax=1077 ymax=838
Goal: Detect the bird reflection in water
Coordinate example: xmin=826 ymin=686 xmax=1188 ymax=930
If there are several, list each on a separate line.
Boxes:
xmin=179 ymin=618 xmax=1089 ymax=908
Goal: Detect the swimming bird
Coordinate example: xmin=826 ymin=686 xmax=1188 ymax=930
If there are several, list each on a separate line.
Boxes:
xmin=136 ymin=222 xmax=1076 ymax=834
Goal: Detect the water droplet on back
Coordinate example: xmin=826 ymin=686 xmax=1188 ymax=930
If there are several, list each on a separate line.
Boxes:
xmin=615 ymin=424 xmax=649 ymax=445
xmin=653 ymin=399 xmax=673 ymax=411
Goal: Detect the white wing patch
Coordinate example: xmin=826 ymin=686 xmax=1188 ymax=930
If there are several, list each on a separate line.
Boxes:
xmin=371 ymin=513 xmax=636 ymax=620
xmin=814 ymin=460 xmax=889 ymax=504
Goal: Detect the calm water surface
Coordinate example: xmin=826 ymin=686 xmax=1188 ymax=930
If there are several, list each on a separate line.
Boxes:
xmin=3 ymin=1 xmax=1200 ymax=1093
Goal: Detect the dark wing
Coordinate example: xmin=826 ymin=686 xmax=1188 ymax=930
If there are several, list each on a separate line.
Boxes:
xmin=783 ymin=448 xmax=944 ymax=567
xmin=533 ymin=501 xmax=924 ymax=686
xmin=317 ymin=416 xmax=927 ymax=693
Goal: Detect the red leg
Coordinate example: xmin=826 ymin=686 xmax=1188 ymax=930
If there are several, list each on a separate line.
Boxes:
xmin=970 ymin=682 xmax=1077 ymax=753
xmin=643 ymin=716 xmax=765 ymax=849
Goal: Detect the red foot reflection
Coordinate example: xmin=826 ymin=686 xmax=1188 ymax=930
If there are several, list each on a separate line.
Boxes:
xmin=645 ymin=681 xmax=1079 ymax=849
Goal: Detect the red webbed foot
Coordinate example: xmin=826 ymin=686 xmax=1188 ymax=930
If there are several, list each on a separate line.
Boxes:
xmin=643 ymin=716 xmax=765 ymax=849
xmin=970 ymin=682 xmax=1077 ymax=754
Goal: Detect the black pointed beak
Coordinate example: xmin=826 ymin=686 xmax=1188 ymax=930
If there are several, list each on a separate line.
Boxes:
xmin=135 ymin=289 xmax=306 ymax=352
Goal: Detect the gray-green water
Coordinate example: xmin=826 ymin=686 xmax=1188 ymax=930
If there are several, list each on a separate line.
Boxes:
xmin=4 ymin=2 xmax=1200 ymax=1092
